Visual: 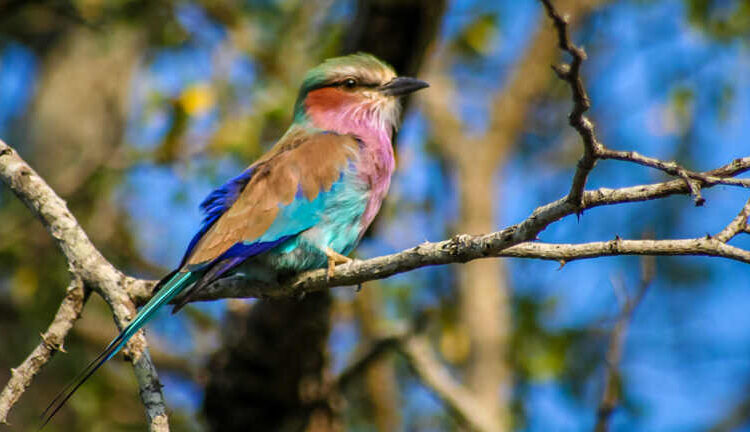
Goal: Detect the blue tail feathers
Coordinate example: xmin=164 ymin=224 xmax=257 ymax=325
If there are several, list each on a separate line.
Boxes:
xmin=39 ymin=271 xmax=196 ymax=429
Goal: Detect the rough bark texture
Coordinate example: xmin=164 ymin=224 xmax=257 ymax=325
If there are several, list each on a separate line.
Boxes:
xmin=0 ymin=138 xmax=170 ymax=430
xmin=2 ymin=74 xmax=750 ymax=432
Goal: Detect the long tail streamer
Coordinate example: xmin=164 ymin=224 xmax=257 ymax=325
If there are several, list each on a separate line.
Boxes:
xmin=39 ymin=271 xmax=196 ymax=429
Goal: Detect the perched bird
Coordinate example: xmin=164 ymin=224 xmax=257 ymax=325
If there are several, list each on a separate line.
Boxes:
xmin=41 ymin=53 xmax=428 ymax=426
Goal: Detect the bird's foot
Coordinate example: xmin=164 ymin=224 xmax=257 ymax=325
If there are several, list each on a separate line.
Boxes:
xmin=325 ymin=247 xmax=352 ymax=280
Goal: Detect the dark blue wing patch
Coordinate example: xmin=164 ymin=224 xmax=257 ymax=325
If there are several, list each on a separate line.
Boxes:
xmin=179 ymin=167 xmax=256 ymax=267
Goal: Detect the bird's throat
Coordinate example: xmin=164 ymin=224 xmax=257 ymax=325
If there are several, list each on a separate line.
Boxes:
xmin=303 ymin=87 xmax=397 ymax=229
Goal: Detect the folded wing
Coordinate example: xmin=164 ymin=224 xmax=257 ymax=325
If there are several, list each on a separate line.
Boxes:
xmin=170 ymin=128 xmax=360 ymax=309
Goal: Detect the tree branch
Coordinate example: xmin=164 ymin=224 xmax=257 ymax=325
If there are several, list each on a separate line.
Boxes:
xmin=163 ymin=154 xmax=750 ymax=304
xmin=0 ymin=277 xmax=87 ymax=425
xmin=714 ymin=198 xmax=750 ymax=242
xmin=540 ymin=0 xmax=601 ymax=211
xmin=398 ymin=334 xmax=501 ymax=432
xmin=334 ymin=324 xmax=501 ymax=431
xmin=503 ymin=237 xmax=750 ymax=264
xmin=4 ymin=134 xmax=748 ymax=308
xmin=2 ymin=35 xmax=749 ymax=423
xmin=0 ymin=140 xmax=169 ymax=431
xmin=599 ymin=148 xmax=750 ymax=190
xmin=540 ymin=0 xmax=748 ymax=212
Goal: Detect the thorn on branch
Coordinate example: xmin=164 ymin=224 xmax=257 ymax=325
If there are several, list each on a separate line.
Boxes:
xmin=40 ymin=332 xmax=66 ymax=353
xmin=552 ymin=63 xmax=570 ymax=78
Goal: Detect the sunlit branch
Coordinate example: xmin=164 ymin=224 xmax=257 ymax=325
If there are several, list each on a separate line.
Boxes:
xmin=2 ymin=38 xmax=750 ymax=426
xmin=3 ymin=133 xmax=749 ymax=307
xmin=160 ymin=155 xmax=750 ymax=304
xmin=0 ymin=140 xmax=170 ymax=431
xmin=715 ymin=198 xmax=750 ymax=242
xmin=599 ymin=148 xmax=750 ymax=190
xmin=0 ymin=278 xmax=88 ymax=425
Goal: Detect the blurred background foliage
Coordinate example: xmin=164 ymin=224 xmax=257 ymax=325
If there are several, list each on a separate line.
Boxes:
xmin=1 ymin=0 xmax=750 ymax=430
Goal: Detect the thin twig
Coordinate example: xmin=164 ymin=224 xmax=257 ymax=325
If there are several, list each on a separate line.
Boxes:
xmin=2 ymin=115 xmax=750 ymax=429
xmin=0 ymin=278 xmax=88 ymax=425
xmin=595 ymin=255 xmax=654 ymax=432
xmin=501 ymin=237 xmax=750 ymax=264
xmin=714 ymin=198 xmax=750 ymax=243
xmin=540 ymin=0 xmax=601 ymax=211
xmin=539 ymin=0 xmax=749 ymax=213
xmin=4 ymin=135 xmax=747 ymax=308
xmin=679 ymin=172 xmax=705 ymax=206
xmin=599 ymin=148 xmax=750 ymax=193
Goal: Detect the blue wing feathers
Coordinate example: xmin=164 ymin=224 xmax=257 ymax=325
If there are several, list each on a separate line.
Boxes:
xmin=199 ymin=167 xmax=256 ymax=225
xmin=179 ymin=167 xmax=256 ymax=267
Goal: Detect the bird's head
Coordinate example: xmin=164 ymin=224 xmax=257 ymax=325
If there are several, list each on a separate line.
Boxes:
xmin=294 ymin=53 xmax=428 ymax=134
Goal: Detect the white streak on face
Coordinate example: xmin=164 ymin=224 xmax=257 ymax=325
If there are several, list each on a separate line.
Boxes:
xmin=352 ymin=90 xmax=402 ymax=132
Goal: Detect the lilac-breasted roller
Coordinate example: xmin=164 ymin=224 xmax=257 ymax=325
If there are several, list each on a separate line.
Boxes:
xmin=41 ymin=53 xmax=428 ymax=426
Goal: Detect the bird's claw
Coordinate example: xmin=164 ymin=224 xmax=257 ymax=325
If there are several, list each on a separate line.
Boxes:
xmin=325 ymin=247 xmax=351 ymax=281
xmin=327 ymin=259 xmax=336 ymax=281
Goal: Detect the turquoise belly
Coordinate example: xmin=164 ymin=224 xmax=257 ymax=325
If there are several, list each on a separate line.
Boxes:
xmin=234 ymin=169 xmax=369 ymax=281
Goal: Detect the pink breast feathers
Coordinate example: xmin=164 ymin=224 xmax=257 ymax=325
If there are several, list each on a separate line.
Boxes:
xmin=305 ymin=87 xmax=396 ymax=230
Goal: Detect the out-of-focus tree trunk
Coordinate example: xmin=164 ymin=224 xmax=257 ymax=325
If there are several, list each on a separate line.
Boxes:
xmin=204 ymin=293 xmax=338 ymax=432
xmin=27 ymin=26 xmax=141 ymax=196
xmin=344 ymin=0 xmax=445 ymax=83
xmin=455 ymin=158 xmax=510 ymax=430
xmin=425 ymin=1 xmax=611 ymax=429
xmin=203 ymin=1 xmax=445 ymax=430
xmin=21 ymin=24 xmax=144 ymax=256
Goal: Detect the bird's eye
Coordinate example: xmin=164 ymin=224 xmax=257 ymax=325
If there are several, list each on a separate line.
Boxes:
xmin=343 ymin=78 xmax=357 ymax=89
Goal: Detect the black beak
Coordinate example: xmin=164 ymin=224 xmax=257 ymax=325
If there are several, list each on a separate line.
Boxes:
xmin=379 ymin=77 xmax=429 ymax=96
